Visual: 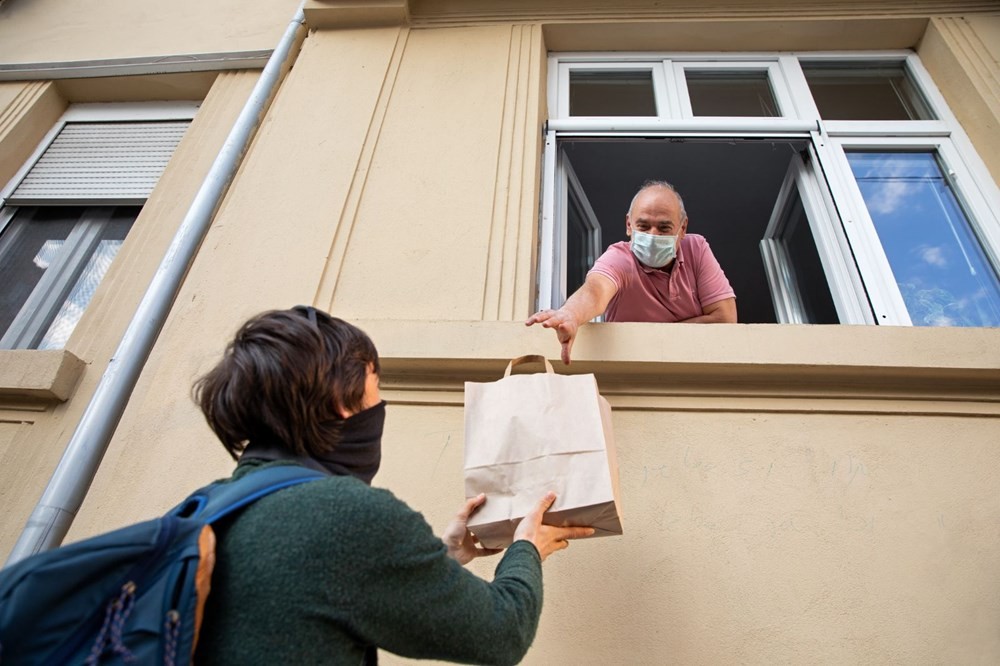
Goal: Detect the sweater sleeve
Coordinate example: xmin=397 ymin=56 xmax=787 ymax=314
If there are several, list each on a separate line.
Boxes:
xmin=333 ymin=488 xmax=543 ymax=666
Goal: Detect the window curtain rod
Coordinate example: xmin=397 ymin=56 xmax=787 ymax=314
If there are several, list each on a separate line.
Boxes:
xmin=5 ymin=2 xmax=307 ymax=567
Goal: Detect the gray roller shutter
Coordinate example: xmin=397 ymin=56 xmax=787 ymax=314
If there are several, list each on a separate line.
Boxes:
xmin=7 ymin=120 xmax=190 ymax=205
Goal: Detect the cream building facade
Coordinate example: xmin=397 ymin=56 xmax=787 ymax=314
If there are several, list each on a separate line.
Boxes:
xmin=1 ymin=0 xmax=999 ymax=663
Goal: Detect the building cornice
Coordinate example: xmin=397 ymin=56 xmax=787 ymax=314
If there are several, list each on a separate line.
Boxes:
xmin=303 ymin=0 xmax=411 ymax=29
xmin=0 ymin=51 xmax=271 ymax=82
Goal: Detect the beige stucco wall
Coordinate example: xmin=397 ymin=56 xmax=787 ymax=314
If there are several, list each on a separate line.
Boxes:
xmin=2 ymin=1 xmax=1000 ymax=663
xmin=0 ymin=0 xmax=302 ymax=64
xmin=919 ymin=16 xmax=1000 ymax=183
xmin=382 ymin=403 xmax=1000 ymax=664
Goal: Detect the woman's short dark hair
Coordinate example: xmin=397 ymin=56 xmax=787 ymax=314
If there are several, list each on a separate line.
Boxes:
xmin=193 ymin=306 xmax=380 ymax=460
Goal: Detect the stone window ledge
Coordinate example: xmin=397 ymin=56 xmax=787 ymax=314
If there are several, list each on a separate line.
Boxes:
xmin=358 ymin=321 xmax=1000 ymax=412
xmin=0 ymin=350 xmax=86 ymax=404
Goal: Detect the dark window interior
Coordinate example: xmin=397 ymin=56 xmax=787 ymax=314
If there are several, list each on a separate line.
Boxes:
xmin=561 ymin=138 xmax=813 ymax=324
xmin=779 ymin=188 xmax=840 ymax=324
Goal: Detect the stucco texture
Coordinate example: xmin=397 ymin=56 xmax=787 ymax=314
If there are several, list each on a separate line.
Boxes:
xmin=0 ymin=0 xmax=303 ymax=64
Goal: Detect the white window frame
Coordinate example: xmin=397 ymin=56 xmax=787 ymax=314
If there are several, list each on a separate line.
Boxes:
xmin=540 ymin=50 xmax=1000 ymax=327
xmin=673 ymin=60 xmax=797 ymax=120
xmin=818 ymin=135 xmax=1000 ymax=325
xmin=557 ymin=61 xmax=668 ymax=119
xmin=551 ymin=54 xmax=816 ymax=133
xmin=761 ymin=151 xmax=874 ymax=324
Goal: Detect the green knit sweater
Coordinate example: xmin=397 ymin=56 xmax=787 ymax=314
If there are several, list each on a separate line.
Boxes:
xmin=195 ymin=460 xmax=543 ymax=665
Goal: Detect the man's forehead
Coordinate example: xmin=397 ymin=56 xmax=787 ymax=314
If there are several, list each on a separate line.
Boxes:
xmin=631 ymin=191 xmax=682 ymax=219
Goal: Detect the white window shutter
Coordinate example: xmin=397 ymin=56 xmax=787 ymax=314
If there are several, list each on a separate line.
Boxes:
xmin=7 ymin=121 xmax=190 ymax=205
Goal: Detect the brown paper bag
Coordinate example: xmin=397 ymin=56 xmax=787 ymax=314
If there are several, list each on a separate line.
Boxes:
xmin=463 ymin=355 xmax=623 ymax=548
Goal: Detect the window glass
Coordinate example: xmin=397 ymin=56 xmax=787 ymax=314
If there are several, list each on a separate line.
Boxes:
xmin=779 ymin=188 xmax=840 ymax=324
xmin=0 ymin=208 xmax=77 ymax=336
xmin=685 ymin=70 xmax=778 ymax=117
xmin=569 ymin=70 xmax=656 ymax=116
xmin=847 ymin=151 xmax=1000 ymax=326
xmin=37 ymin=211 xmax=133 ymax=349
xmin=803 ymin=62 xmax=935 ymax=121
xmin=0 ymin=206 xmax=140 ymax=348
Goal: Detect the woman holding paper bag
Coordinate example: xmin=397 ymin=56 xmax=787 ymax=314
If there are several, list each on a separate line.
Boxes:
xmin=193 ymin=306 xmax=592 ymax=665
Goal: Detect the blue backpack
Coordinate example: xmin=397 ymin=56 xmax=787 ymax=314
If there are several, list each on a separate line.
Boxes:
xmin=0 ymin=465 xmax=325 ymax=665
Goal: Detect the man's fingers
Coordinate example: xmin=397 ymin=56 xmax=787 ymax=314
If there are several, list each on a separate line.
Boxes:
xmin=560 ymin=332 xmax=574 ymax=365
xmin=525 ymin=310 xmax=553 ymax=326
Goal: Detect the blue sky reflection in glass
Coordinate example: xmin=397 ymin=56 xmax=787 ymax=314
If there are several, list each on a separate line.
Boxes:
xmin=848 ymin=151 xmax=1000 ymax=327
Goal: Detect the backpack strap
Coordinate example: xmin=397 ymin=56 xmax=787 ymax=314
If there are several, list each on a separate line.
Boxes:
xmin=172 ymin=465 xmax=327 ymax=524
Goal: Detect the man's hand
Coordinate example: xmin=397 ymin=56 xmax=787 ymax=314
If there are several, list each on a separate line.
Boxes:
xmin=525 ymin=308 xmax=579 ymax=365
xmin=525 ymin=273 xmax=617 ymax=365
xmin=513 ymin=492 xmax=595 ymax=561
xmin=443 ymin=493 xmax=502 ymax=565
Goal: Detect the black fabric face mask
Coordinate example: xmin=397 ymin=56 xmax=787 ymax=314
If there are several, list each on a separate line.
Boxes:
xmin=241 ymin=400 xmax=386 ymax=486
xmin=312 ymin=400 xmax=385 ymax=485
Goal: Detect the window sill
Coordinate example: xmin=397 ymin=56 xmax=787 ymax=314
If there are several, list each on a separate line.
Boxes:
xmin=0 ymin=349 xmax=86 ymax=404
xmin=360 ymin=321 xmax=1000 ymax=414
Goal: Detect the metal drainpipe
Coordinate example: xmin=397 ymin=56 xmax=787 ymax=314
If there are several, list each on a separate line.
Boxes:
xmin=4 ymin=3 xmax=307 ymax=567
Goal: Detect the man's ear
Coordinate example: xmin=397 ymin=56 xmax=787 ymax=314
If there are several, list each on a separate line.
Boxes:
xmin=625 ymin=213 xmax=632 ymax=237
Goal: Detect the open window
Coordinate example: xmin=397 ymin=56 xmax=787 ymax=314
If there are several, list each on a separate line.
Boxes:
xmin=0 ymin=103 xmax=196 ymax=349
xmin=540 ymin=51 xmax=1000 ymax=328
xmin=548 ymin=137 xmax=847 ymax=324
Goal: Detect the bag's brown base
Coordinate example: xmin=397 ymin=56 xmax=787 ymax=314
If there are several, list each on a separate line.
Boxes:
xmin=468 ymin=500 xmax=623 ymax=550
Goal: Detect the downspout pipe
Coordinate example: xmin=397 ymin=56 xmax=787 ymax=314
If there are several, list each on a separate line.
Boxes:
xmin=5 ymin=4 xmax=307 ymax=567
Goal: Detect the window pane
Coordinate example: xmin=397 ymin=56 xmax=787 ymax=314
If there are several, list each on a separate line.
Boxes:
xmin=686 ymin=70 xmax=778 ymax=117
xmin=0 ymin=205 xmax=139 ymax=348
xmin=0 ymin=208 xmax=79 ymax=337
xmin=847 ymin=151 xmax=1000 ymax=326
xmin=803 ymin=62 xmax=935 ymax=121
xmin=37 ymin=209 xmax=135 ymax=349
xmin=782 ymin=189 xmax=839 ymax=324
xmin=569 ymin=71 xmax=656 ymax=116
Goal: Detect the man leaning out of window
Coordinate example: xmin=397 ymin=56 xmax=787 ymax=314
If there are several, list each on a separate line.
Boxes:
xmin=527 ymin=180 xmax=737 ymax=364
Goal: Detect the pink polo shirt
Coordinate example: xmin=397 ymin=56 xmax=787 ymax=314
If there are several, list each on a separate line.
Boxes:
xmin=589 ymin=234 xmax=735 ymax=322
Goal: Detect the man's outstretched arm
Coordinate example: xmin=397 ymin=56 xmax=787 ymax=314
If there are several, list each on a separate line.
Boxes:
xmin=525 ymin=273 xmax=618 ymax=364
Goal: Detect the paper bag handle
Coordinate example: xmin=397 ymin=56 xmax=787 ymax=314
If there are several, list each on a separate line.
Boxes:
xmin=503 ymin=355 xmax=555 ymax=377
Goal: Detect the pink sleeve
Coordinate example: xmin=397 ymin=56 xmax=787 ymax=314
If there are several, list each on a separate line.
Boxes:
xmin=693 ymin=238 xmax=735 ymax=307
xmin=588 ymin=244 xmax=629 ymax=291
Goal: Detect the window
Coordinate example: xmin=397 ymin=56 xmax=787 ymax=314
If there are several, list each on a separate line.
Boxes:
xmin=541 ymin=52 xmax=1000 ymax=327
xmin=801 ymin=60 xmax=934 ymax=121
xmin=0 ymin=103 xmax=196 ymax=349
xmin=569 ymin=70 xmax=656 ymax=117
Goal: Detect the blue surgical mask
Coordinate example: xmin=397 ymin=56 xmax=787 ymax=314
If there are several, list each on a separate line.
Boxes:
xmin=630 ymin=230 xmax=678 ymax=268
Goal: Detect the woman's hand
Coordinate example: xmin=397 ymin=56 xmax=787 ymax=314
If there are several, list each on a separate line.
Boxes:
xmin=513 ymin=492 xmax=595 ymax=561
xmin=443 ymin=493 xmax=503 ymax=565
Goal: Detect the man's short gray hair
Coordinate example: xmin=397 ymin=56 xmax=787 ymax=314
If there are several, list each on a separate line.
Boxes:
xmin=628 ymin=180 xmax=687 ymax=219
